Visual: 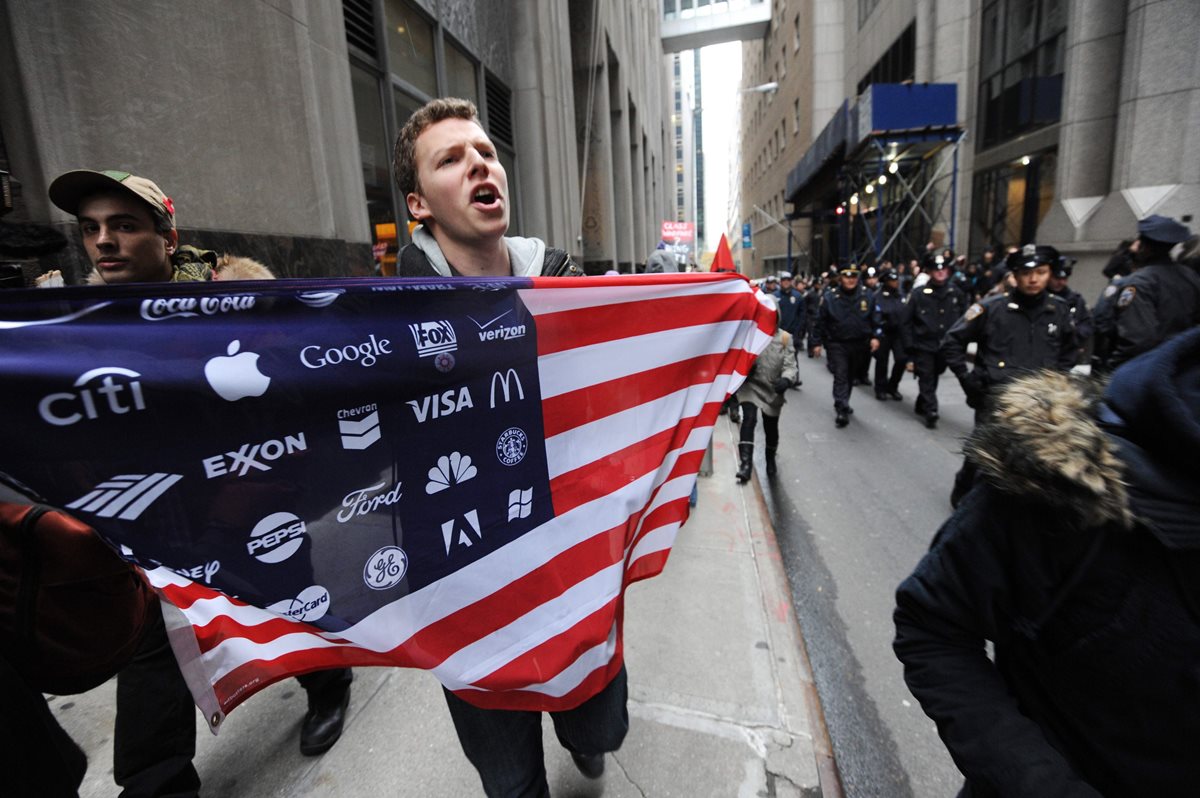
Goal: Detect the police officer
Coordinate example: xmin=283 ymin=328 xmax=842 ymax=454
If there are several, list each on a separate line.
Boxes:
xmin=1109 ymin=214 xmax=1200 ymax=367
xmin=871 ymin=267 xmax=908 ymax=400
xmin=902 ymin=252 xmax=968 ymax=428
xmin=775 ymin=270 xmax=806 ymax=377
xmin=856 ymin=266 xmax=881 ymax=384
xmin=1046 ymin=256 xmax=1092 ymax=364
xmin=812 ymin=265 xmax=879 ymax=427
xmin=804 ymin=275 xmax=824 ymax=356
xmin=942 ymin=244 xmax=1078 ymax=505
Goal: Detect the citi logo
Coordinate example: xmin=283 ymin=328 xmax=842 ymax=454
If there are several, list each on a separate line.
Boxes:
xmin=469 ymin=309 xmax=527 ymax=342
xmin=268 ymin=585 xmax=330 ymax=623
xmin=66 ymin=473 xmax=183 ymax=520
xmin=409 ymin=320 xmax=457 ymax=357
xmin=338 ymin=480 xmax=403 ymax=523
xmin=442 ymin=509 xmax=483 ymax=554
xmin=38 ymin=367 xmax=146 ymax=427
xmin=202 ymin=433 xmax=307 ymax=478
xmin=139 ymin=295 xmax=255 ymax=321
xmin=407 ymin=387 xmax=473 ymax=423
xmin=489 ymin=369 xmax=525 ymax=408
xmin=338 ymin=405 xmax=380 ymax=450
xmin=246 ymin=512 xmax=307 ymax=564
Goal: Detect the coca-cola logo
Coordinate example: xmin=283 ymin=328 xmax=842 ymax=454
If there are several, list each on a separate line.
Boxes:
xmin=140 ymin=295 xmax=256 ymax=321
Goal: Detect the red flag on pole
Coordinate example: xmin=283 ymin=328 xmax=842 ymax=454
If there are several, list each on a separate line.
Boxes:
xmin=710 ymin=234 xmax=736 ymax=272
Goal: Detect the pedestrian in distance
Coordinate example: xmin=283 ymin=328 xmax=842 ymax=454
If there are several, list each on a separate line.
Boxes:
xmin=46 ymin=168 xmax=354 ymax=796
xmin=901 ymin=252 xmax=968 ymax=429
xmin=1107 ymin=214 xmax=1199 ymax=369
xmin=734 ymin=293 xmax=799 ymax=483
xmin=942 ymin=243 xmax=1078 ymax=507
xmin=393 ymin=97 xmax=624 ymax=798
xmin=871 ymin=267 xmax=908 ymax=401
xmin=894 ymin=326 xmax=1200 ymax=797
xmin=773 ymin=270 xmax=805 ymax=386
xmin=811 ymin=265 xmax=879 ymax=428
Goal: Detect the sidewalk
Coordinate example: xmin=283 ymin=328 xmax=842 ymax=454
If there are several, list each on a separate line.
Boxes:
xmin=59 ymin=419 xmax=837 ymax=797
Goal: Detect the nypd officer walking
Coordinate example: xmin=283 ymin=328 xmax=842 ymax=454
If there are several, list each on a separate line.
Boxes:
xmin=812 ymin=265 xmax=879 ymax=427
xmin=902 ymin=253 xmax=968 ymax=428
xmin=942 ymin=244 xmax=1078 ymax=505
xmin=871 ymin=267 xmax=908 ymax=400
xmin=1109 ymin=214 xmax=1200 ymax=368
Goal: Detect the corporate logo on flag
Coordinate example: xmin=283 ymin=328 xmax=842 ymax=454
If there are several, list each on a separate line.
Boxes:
xmin=172 ymin=559 xmax=221 ymax=584
xmin=507 ymin=488 xmax=533 ymax=520
xmin=139 ymin=295 xmax=256 ymax=321
xmin=489 ymin=369 xmax=525 ymax=408
xmin=363 ymin=546 xmax=408 ymax=590
xmin=337 ymin=480 xmax=403 ymax=523
xmin=297 ymin=290 xmax=345 ymax=308
xmin=205 ymin=341 xmax=271 ymax=401
xmin=202 ymin=433 xmax=308 ymax=478
xmin=66 ymin=473 xmax=183 ymax=520
xmin=38 ymin=367 xmax=146 ymax=427
xmin=300 ymin=335 xmax=393 ymax=369
xmin=425 ymin=452 xmax=477 ymax=494
xmin=338 ymin=404 xmax=380 ymax=450
xmin=496 ymin=427 xmax=528 ymax=466
xmin=407 ymin=387 xmax=474 ymax=423
xmin=246 ymin=512 xmax=307 ymax=564
xmin=469 ymin=309 xmax=527 ymax=342
xmin=268 ymin=585 xmax=330 ymax=623
xmin=441 ymin=510 xmax=482 ymax=554
xmin=409 ymin=320 xmax=457 ymax=357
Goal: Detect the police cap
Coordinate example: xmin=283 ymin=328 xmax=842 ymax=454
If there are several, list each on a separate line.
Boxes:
xmin=882 ymin=268 xmax=899 ymax=281
xmin=779 ymin=270 xmax=793 ymax=280
xmin=1137 ymin=214 xmax=1191 ymax=245
xmin=1006 ymin=243 xmax=1064 ymax=271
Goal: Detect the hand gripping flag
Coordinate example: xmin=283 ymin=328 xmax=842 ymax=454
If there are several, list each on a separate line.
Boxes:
xmin=0 ymin=273 xmax=774 ymax=730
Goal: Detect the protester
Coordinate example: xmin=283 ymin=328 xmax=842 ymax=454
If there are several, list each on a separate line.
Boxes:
xmin=47 ymin=168 xmax=353 ymax=796
xmin=392 ymin=97 xmax=621 ymax=797
xmin=895 ymin=326 xmax=1200 ymax=796
xmin=733 ymin=293 xmax=798 ymax=483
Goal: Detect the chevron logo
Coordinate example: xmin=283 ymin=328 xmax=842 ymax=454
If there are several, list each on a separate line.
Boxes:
xmin=339 ymin=411 xmax=381 ymax=450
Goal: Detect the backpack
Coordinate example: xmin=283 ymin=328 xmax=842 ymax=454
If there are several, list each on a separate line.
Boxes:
xmin=0 ymin=490 xmax=156 ymax=695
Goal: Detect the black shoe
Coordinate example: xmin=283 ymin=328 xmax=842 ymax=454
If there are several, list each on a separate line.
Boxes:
xmin=300 ymin=683 xmax=351 ymax=756
xmin=735 ymin=443 xmax=753 ymax=484
xmin=924 ymin=412 xmax=939 ymax=429
xmin=790 ymin=379 xmax=802 ymax=389
xmin=887 ymin=390 xmax=903 ymax=401
xmin=835 ymin=410 xmax=849 ymax=428
xmin=875 ymin=391 xmax=887 ymax=401
xmin=765 ymin=447 xmax=777 ymax=476
xmin=845 ymin=406 xmax=854 ymax=415
xmin=571 ymin=752 xmax=605 ymax=779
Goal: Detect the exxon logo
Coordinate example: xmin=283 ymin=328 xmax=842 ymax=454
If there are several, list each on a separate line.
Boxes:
xmin=202 ymin=433 xmax=307 ymax=478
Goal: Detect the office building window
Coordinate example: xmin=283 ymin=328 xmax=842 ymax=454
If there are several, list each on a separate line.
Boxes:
xmin=445 ymin=38 xmax=479 ymax=105
xmin=857 ymin=22 xmax=915 ymax=96
xmin=385 ymin=0 xmax=437 ymax=96
xmin=976 ymin=0 xmax=1066 ymax=150
xmin=971 ymin=150 xmax=1057 ymax=250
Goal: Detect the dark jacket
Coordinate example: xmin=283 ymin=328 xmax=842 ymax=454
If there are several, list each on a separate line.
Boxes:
xmin=902 ymin=280 xmax=967 ymax=352
xmin=895 ymin=328 xmax=1200 ymax=796
xmin=871 ymin=285 xmax=906 ymax=341
xmin=812 ymin=285 xmax=873 ymax=346
xmin=774 ymin=287 xmax=806 ymax=337
xmin=942 ymin=291 xmax=1077 ymax=386
xmin=1111 ymin=257 xmax=1200 ymax=367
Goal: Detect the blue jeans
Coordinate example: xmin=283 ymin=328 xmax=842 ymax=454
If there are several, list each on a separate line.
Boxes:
xmin=443 ymin=665 xmax=629 ymax=798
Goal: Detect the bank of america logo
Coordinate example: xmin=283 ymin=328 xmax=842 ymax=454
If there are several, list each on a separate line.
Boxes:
xmin=339 ymin=411 xmax=381 ymax=450
xmin=66 ymin=473 xmax=183 ymax=520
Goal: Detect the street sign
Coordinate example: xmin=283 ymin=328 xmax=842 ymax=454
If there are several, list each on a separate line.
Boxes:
xmin=742 ymin=222 xmax=752 ymax=249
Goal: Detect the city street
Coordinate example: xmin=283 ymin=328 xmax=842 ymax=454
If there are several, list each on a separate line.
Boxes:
xmin=754 ymin=351 xmax=969 ymax=797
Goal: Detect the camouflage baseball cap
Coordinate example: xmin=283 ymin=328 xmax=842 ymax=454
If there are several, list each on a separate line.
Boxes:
xmin=49 ymin=169 xmax=176 ymax=228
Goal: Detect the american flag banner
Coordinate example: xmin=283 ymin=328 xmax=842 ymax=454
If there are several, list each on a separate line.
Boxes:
xmin=0 ymin=273 xmax=774 ymax=730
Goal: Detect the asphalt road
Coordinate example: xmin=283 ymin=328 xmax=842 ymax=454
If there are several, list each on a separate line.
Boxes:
xmin=747 ymin=349 xmax=970 ymax=798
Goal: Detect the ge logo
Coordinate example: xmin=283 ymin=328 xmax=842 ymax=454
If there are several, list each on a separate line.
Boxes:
xmin=363 ymin=546 xmax=408 ymax=590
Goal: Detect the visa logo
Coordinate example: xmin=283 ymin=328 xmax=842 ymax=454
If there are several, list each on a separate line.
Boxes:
xmin=407 ymin=387 xmax=474 ymax=423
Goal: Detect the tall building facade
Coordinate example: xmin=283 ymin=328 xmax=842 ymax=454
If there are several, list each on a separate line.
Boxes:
xmin=0 ymin=0 xmax=673 ymax=281
xmin=743 ymin=0 xmax=1198 ymax=299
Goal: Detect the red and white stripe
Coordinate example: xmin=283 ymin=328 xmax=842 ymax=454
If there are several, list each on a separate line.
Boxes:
xmin=149 ymin=273 xmax=775 ymax=729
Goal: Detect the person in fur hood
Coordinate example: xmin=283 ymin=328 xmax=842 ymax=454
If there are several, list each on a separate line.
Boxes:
xmin=734 ymin=292 xmax=799 ymax=483
xmin=893 ymin=327 xmax=1200 ymax=796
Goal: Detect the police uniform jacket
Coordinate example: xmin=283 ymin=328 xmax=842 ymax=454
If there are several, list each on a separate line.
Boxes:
xmin=774 ymin=287 xmax=806 ymax=336
xmin=1051 ymin=286 xmax=1092 ymax=344
xmin=942 ymin=291 xmax=1077 ymax=385
xmin=895 ymin=330 xmax=1200 ymax=796
xmin=1111 ymin=257 xmax=1200 ymax=367
xmin=902 ymin=281 xmax=968 ymax=352
xmin=812 ymin=286 xmax=874 ymax=346
xmin=871 ymin=286 xmax=906 ymax=342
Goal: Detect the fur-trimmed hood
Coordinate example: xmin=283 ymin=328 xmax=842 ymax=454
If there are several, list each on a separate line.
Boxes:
xmin=965 ymin=372 xmax=1133 ymax=530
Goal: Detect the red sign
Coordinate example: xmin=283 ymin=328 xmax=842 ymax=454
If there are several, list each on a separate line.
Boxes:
xmin=372 ymin=242 xmax=388 ymax=260
xmin=660 ymin=221 xmax=695 ymax=243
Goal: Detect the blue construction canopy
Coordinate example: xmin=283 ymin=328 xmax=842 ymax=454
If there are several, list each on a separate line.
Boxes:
xmin=786 ymin=83 xmax=960 ymax=205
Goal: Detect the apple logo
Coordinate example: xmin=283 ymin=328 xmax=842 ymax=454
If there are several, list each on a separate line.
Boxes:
xmin=204 ymin=340 xmax=271 ymax=401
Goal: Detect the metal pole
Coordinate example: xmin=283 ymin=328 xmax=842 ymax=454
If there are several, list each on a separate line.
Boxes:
xmin=950 ymin=137 xmax=960 ymax=250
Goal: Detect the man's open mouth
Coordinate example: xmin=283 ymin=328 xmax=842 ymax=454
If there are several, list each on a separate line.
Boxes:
xmin=472 ymin=187 xmax=498 ymax=206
